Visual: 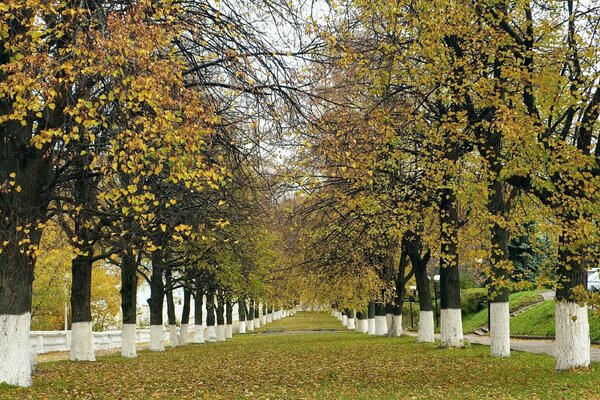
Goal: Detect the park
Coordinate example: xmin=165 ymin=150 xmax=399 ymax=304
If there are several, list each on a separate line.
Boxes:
xmin=1 ymin=0 xmax=600 ymax=398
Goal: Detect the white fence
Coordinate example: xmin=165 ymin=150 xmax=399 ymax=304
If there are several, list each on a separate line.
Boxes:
xmin=31 ymin=328 xmax=163 ymax=355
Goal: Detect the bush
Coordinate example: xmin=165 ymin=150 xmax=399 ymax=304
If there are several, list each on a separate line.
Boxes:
xmin=461 ymin=288 xmax=488 ymax=315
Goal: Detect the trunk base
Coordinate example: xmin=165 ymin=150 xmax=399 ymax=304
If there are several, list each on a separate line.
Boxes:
xmin=375 ymin=315 xmax=388 ymax=336
xmin=238 ymin=321 xmax=246 ymax=334
xmin=555 ymin=302 xmax=590 ymax=370
xmin=0 ymin=313 xmax=32 ymax=387
xmin=193 ymin=325 xmax=205 ymax=344
xmin=389 ymin=315 xmax=403 ymax=337
xmin=70 ymin=322 xmax=96 ymax=361
xmin=490 ymin=302 xmax=510 ymax=357
xmin=121 ymin=324 xmax=137 ymax=358
xmin=168 ymin=325 xmax=179 ymax=347
xmin=179 ymin=324 xmax=189 ymax=346
xmin=440 ymin=309 xmax=464 ymax=347
xmin=347 ymin=317 xmax=356 ymax=330
xmin=216 ymin=324 xmax=226 ymax=341
xmin=149 ymin=325 xmax=165 ymax=351
xmin=367 ymin=318 xmax=376 ymax=335
xmin=225 ymin=324 xmax=233 ymax=338
xmin=206 ymin=325 xmax=218 ymax=342
xmin=417 ymin=311 xmax=435 ymax=343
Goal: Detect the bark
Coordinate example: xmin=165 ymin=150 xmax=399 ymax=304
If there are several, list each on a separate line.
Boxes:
xmin=226 ymin=301 xmax=233 ymax=325
xmin=439 ymin=187 xmax=461 ymax=310
xmin=165 ymin=269 xmax=176 ymax=326
xmin=216 ymin=292 xmax=225 ymax=326
xmin=181 ymin=288 xmax=191 ymax=325
xmin=120 ymin=250 xmax=138 ymax=325
xmin=367 ymin=301 xmax=375 ymax=319
xmin=148 ymin=248 xmax=164 ymax=326
xmin=238 ymin=299 xmax=246 ymax=321
xmin=205 ymin=291 xmax=216 ymax=327
xmin=194 ymin=286 xmax=204 ymax=326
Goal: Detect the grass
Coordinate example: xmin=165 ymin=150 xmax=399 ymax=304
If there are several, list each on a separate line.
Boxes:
xmin=462 ymin=291 xmax=544 ymax=333
xmin=511 ymin=300 xmax=600 ymax=342
xmin=255 ymin=310 xmax=344 ymax=332
xmin=2 ymin=311 xmax=600 ymax=399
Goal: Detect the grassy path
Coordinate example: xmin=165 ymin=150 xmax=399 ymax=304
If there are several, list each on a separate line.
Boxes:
xmin=1 ymin=312 xmax=599 ymax=399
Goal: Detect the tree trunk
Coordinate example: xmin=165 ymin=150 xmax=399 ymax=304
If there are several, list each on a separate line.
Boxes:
xmin=215 ymin=292 xmax=226 ymax=341
xmin=193 ymin=286 xmax=205 ymax=343
xmin=356 ymin=310 xmax=368 ymax=333
xmin=367 ymin=301 xmax=376 ymax=335
xmin=165 ymin=269 xmax=178 ymax=347
xmin=246 ymin=301 xmax=255 ymax=331
xmin=374 ymin=302 xmax=388 ymax=336
xmin=439 ymin=187 xmax=463 ymax=347
xmin=238 ymin=299 xmax=247 ymax=333
xmin=0 ymin=238 xmax=37 ymax=387
xmin=346 ymin=309 xmax=356 ymax=330
xmin=120 ymin=251 xmax=138 ymax=357
xmin=488 ymin=179 xmax=511 ymax=357
xmin=70 ymin=249 xmax=95 ymax=361
xmin=254 ymin=302 xmax=260 ymax=329
xmin=179 ymin=288 xmax=191 ymax=345
xmin=148 ymin=249 xmax=165 ymax=351
xmin=405 ymin=232 xmax=434 ymax=342
xmin=555 ymin=229 xmax=590 ymax=370
xmin=205 ymin=290 xmax=217 ymax=342
xmin=225 ymin=301 xmax=233 ymax=338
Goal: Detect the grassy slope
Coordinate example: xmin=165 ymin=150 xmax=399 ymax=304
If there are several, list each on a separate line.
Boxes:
xmin=511 ymin=300 xmax=600 ymax=342
xmin=462 ymin=291 xmax=544 ymax=333
xmin=2 ymin=312 xmax=600 ymax=400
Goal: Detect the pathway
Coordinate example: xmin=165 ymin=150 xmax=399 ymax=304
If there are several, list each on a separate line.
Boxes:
xmin=405 ymin=331 xmax=600 ymax=362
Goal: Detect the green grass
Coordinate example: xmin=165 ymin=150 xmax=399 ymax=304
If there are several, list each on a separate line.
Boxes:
xmin=2 ymin=312 xmax=600 ymax=399
xmin=255 ymin=311 xmax=344 ymax=332
xmin=511 ymin=300 xmax=600 ymax=342
xmin=462 ymin=291 xmax=544 ymax=333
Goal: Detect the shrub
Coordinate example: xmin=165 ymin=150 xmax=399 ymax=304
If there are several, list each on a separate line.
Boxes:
xmin=461 ymin=288 xmax=488 ymax=315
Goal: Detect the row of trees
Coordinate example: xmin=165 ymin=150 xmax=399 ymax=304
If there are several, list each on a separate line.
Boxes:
xmin=0 ymin=0 xmax=314 ymax=387
xmin=286 ymin=0 xmax=599 ymax=371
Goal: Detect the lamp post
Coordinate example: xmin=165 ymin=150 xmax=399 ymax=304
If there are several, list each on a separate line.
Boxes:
xmin=433 ymin=275 xmax=440 ymax=328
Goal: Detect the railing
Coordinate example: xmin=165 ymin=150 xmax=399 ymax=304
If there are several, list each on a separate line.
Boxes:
xmin=30 ymin=327 xmax=171 ymax=355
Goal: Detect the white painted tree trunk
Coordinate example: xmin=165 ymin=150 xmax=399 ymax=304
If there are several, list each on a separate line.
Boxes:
xmin=254 ymin=318 xmax=260 ymax=329
xmin=555 ymin=301 xmax=590 ymax=370
xmin=206 ymin=325 xmax=218 ymax=342
xmin=367 ymin=318 xmax=376 ymax=335
xmin=121 ymin=324 xmax=137 ymax=358
xmin=417 ymin=311 xmax=435 ymax=343
xmin=239 ymin=321 xmax=247 ymax=334
xmin=216 ymin=324 xmax=226 ymax=342
xmin=70 ymin=321 xmax=96 ymax=361
xmin=168 ymin=325 xmax=179 ymax=347
xmin=267 ymin=313 xmax=273 ymax=323
xmin=385 ymin=313 xmax=393 ymax=336
xmin=149 ymin=325 xmax=165 ymax=351
xmin=440 ymin=309 xmax=464 ymax=347
xmin=179 ymin=324 xmax=189 ymax=346
xmin=261 ymin=314 xmax=267 ymax=325
xmin=375 ymin=315 xmax=388 ymax=336
xmin=193 ymin=324 xmax=205 ymax=343
xmin=247 ymin=319 xmax=255 ymax=331
xmin=341 ymin=315 xmax=348 ymax=326
xmin=347 ymin=317 xmax=356 ymax=330
xmin=0 ymin=313 xmax=32 ymax=387
xmin=389 ymin=315 xmax=403 ymax=337
xmin=356 ymin=319 xmax=368 ymax=333
xmin=225 ymin=324 xmax=233 ymax=339
xmin=490 ymin=302 xmax=510 ymax=357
